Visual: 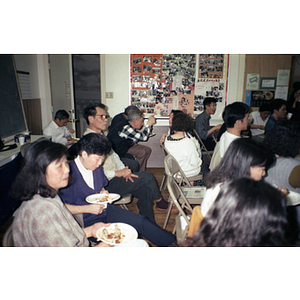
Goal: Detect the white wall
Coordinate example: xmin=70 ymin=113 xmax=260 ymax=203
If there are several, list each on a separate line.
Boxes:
xmin=14 ymin=54 xmax=52 ymax=128
xmin=101 ymin=54 xmax=131 ymax=118
xmin=14 ymin=54 xmax=247 ymax=131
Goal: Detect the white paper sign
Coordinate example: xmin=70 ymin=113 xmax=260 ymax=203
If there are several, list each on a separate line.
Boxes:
xmin=275 ymin=86 xmax=288 ymax=100
xmin=277 ymin=70 xmax=290 ymax=86
xmin=246 ymin=74 xmax=260 ymax=90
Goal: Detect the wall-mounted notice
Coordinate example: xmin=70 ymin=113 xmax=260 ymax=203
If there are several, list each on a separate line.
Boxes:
xmin=246 ymin=74 xmax=260 ymax=90
xmin=277 ymin=70 xmax=290 ymax=86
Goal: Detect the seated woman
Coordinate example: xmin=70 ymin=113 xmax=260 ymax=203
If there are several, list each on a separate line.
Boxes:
xmin=10 ymin=139 xmax=148 ymax=247
xmin=201 ymin=138 xmax=277 ymax=217
xmin=59 ymin=133 xmax=176 ymax=247
xmin=160 ymin=109 xmax=184 ymax=145
xmin=164 ymin=112 xmax=206 ymax=186
xmin=183 ymin=178 xmax=287 ymax=247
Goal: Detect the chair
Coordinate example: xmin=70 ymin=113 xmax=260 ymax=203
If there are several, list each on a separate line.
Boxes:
xmin=163 ymin=154 xmax=205 ymax=229
xmin=193 ymin=129 xmax=214 ymax=160
xmin=166 ymin=176 xmax=204 ymax=243
xmin=114 ymin=193 xmax=132 ymax=210
xmin=209 ymin=141 xmax=221 ymax=171
xmin=2 ymin=224 xmax=14 ymax=247
xmin=159 ymin=144 xmax=170 ymax=199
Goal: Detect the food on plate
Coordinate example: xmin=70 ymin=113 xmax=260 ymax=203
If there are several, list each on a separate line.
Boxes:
xmin=94 ymin=195 xmax=110 ymax=203
xmin=97 ymin=224 xmax=125 ymax=244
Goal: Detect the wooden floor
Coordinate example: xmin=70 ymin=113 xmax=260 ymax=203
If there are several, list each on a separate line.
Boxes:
xmin=0 ymin=168 xmax=175 ymax=246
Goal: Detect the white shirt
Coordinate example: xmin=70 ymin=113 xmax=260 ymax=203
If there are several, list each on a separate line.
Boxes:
xmin=219 ymin=131 xmax=240 ymax=158
xmin=43 ymin=120 xmax=71 ymax=145
xmin=200 ymin=183 xmax=222 ymax=217
xmin=74 ymin=156 xmax=94 ymax=189
xmin=249 ymin=111 xmax=269 ymax=136
xmin=164 ymin=133 xmax=202 ymax=178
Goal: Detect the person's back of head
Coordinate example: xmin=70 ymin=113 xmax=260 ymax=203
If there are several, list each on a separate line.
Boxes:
xmin=263 ymin=119 xmax=300 ymax=158
xmin=83 ymin=103 xmax=106 ymax=125
xmin=203 ymin=97 xmax=217 ymax=110
xmin=125 ymin=105 xmax=143 ymax=122
xmin=206 ymin=137 xmax=275 ymax=188
xmin=222 ymin=102 xmax=249 ymax=128
xmin=171 ymin=112 xmax=194 ymax=133
xmin=269 ymin=98 xmax=286 ymax=115
xmin=184 ymin=178 xmax=287 ymax=247
xmin=55 ymin=110 xmax=69 ymax=120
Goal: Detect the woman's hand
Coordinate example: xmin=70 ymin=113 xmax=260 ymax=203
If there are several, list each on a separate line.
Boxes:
xmin=160 ymin=133 xmax=168 ymax=145
xmin=277 ymin=186 xmax=289 ymax=196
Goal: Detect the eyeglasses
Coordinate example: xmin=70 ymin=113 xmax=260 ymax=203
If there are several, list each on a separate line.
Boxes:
xmin=95 ymin=114 xmax=109 ymax=120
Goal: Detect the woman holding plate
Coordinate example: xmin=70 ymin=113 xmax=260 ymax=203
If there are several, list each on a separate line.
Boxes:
xmin=11 ymin=139 xmax=126 ymax=247
xmin=59 ymin=132 xmax=176 ymax=247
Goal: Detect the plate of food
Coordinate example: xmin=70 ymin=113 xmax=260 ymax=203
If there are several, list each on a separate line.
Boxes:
xmin=85 ymin=193 xmax=120 ymax=204
xmin=96 ymin=223 xmax=138 ymax=245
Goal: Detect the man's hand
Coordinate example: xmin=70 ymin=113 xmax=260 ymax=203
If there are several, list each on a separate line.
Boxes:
xmin=115 ymin=166 xmax=139 ymax=182
xmin=147 ymin=115 xmax=156 ymax=126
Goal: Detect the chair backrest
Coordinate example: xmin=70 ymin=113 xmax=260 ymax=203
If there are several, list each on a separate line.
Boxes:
xmin=209 ymin=141 xmax=221 ymax=171
xmin=164 ymin=154 xmax=192 ymax=187
xmin=160 ymin=144 xmax=170 ymax=157
xmin=193 ymin=129 xmax=213 ymax=159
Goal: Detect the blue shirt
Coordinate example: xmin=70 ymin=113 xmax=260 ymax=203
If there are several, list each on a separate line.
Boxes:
xmin=264 ymin=115 xmax=277 ymax=135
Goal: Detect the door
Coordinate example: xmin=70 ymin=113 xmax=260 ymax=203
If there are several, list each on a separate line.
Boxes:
xmin=48 ymin=54 xmax=76 ymax=135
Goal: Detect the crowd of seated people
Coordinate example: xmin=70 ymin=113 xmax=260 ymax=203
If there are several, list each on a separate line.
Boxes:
xmin=8 ymin=97 xmax=300 ymax=247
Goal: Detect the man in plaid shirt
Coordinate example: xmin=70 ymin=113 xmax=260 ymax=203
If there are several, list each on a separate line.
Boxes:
xmin=107 ymin=106 xmax=156 ymax=171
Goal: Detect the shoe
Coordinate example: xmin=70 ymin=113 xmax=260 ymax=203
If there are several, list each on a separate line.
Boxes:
xmin=155 ymin=199 xmax=179 ymax=214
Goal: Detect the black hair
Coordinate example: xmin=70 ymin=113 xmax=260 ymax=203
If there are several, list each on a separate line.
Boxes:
xmin=269 ymin=99 xmax=287 ymax=114
xmin=203 ymin=97 xmax=218 ymax=110
xmin=11 ymin=140 xmax=68 ymax=201
xmin=263 ymin=119 xmax=300 ymax=158
xmin=183 ymin=178 xmax=287 ymax=247
xmin=54 ymin=110 xmax=69 ymax=120
xmin=83 ymin=103 xmax=106 ymax=125
xmin=171 ymin=111 xmax=195 ymax=133
xmin=77 ymin=133 xmax=111 ymax=156
xmin=222 ymin=102 xmax=249 ymax=128
xmin=259 ymin=103 xmax=271 ymax=113
xmin=206 ymin=138 xmax=275 ymax=189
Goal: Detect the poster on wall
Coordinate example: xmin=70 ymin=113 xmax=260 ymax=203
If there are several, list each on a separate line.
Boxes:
xmin=130 ymin=54 xmax=229 ymax=117
xmin=194 ymin=54 xmax=229 ymax=114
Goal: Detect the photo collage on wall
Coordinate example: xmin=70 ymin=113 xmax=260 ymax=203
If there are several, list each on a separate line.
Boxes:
xmin=130 ymin=54 xmax=196 ymax=117
xmin=130 ymin=54 xmax=229 ymax=117
xmin=194 ymin=54 xmax=229 ymax=114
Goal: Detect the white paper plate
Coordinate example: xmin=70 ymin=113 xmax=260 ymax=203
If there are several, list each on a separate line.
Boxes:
xmin=286 ymin=191 xmax=300 ymax=206
xmin=96 ymin=223 xmax=138 ymax=245
xmin=85 ymin=193 xmax=120 ymax=204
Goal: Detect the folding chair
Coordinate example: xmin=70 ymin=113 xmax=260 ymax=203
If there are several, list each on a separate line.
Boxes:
xmin=159 ymin=144 xmax=170 ymax=199
xmin=163 ymin=154 xmax=205 ymax=229
xmin=193 ymin=129 xmax=214 ymax=159
xmin=114 ymin=193 xmax=132 ymax=210
xmin=166 ymin=176 xmax=204 ymax=243
xmin=209 ymin=141 xmax=221 ymax=171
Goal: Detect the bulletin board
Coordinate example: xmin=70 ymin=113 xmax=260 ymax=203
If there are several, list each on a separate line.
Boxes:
xmin=130 ymin=54 xmax=229 ymax=117
xmin=243 ymin=55 xmax=292 ymax=108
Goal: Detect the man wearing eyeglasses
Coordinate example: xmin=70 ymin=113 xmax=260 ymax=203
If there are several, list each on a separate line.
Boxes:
xmin=81 ymin=103 xmax=177 ymax=221
xmin=107 ymin=105 xmax=155 ymax=172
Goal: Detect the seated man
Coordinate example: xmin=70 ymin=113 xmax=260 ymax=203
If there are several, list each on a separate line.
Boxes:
xmin=59 ymin=133 xmax=176 ymax=247
xmin=195 ymin=97 xmax=222 ymax=151
xmin=107 ymin=105 xmax=156 ymax=171
xmin=82 ymin=103 xmax=177 ymax=220
xmin=249 ymin=103 xmax=271 ymax=137
xmin=219 ymin=101 xmax=250 ymax=158
xmin=264 ymin=99 xmax=287 ymax=135
xmin=43 ymin=109 xmax=75 ymax=146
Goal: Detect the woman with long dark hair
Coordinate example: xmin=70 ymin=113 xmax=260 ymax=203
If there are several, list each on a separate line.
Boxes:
xmin=184 ymin=178 xmax=287 ymax=247
xmin=201 ymin=138 xmax=276 ymax=217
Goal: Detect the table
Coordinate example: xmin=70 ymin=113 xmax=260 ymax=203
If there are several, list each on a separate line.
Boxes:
xmin=0 ymin=135 xmax=49 ymax=168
